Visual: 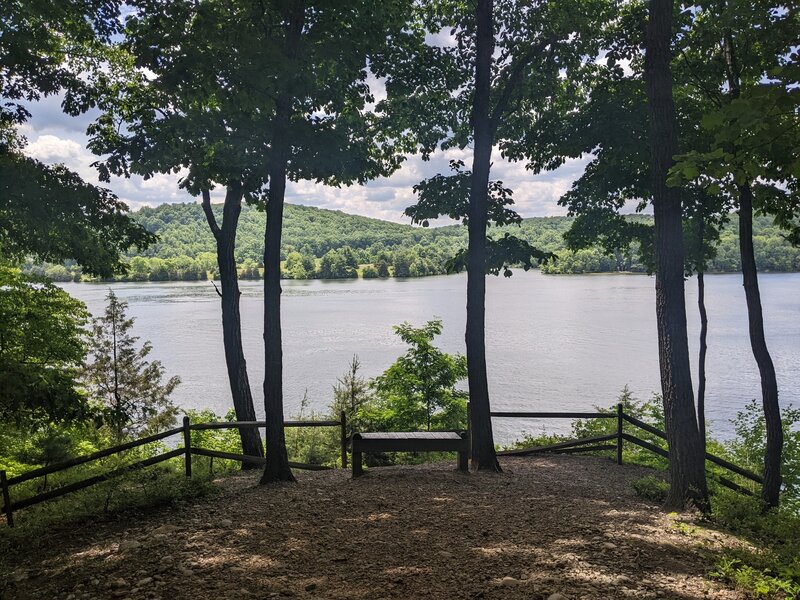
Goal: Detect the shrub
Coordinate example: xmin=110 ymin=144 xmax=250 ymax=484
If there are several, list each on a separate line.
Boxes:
xmin=633 ymin=475 xmax=669 ymax=503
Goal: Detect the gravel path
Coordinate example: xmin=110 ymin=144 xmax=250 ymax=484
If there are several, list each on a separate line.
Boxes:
xmin=2 ymin=455 xmax=744 ymax=600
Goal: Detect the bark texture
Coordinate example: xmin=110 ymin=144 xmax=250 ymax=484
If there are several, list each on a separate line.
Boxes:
xmin=722 ymin=28 xmax=782 ymax=509
xmin=201 ymin=186 xmax=264 ymax=466
xmin=466 ymin=0 xmax=500 ymax=471
xmin=697 ymin=270 xmax=707 ymax=457
xmin=644 ymin=0 xmax=708 ymax=511
xmin=260 ymin=1 xmax=305 ymax=484
xmin=738 ymin=185 xmax=783 ymax=508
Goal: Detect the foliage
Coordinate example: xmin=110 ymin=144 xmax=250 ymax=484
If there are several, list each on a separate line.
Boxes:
xmin=286 ymin=322 xmax=469 ymax=468
xmin=723 ymin=400 xmax=800 ymax=510
xmin=0 ymin=459 xmax=217 ymax=567
xmin=285 ymin=391 xmax=339 ymax=468
xmin=185 ymin=408 xmax=249 ymax=475
xmin=0 ymin=266 xmax=90 ymax=426
xmin=710 ymin=492 xmax=800 ymax=599
xmin=369 ymin=320 xmax=468 ymax=432
xmin=632 ymin=475 xmax=669 ymax=504
xmin=668 ymin=2 xmax=799 ymax=246
xmin=0 ymin=1 xmax=155 ymax=277
xmin=0 ymin=153 xmax=156 ymax=277
xmin=82 ymin=290 xmax=179 ymax=440
xmin=30 ymin=203 xmax=800 ymax=281
xmin=332 ymin=355 xmax=373 ymax=433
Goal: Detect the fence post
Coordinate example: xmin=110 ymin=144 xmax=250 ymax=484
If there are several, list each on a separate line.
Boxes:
xmin=183 ymin=416 xmax=192 ymax=478
xmin=616 ymin=403 xmax=624 ymax=465
xmin=340 ymin=411 xmax=348 ymax=469
xmin=1 ymin=470 xmax=13 ymax=528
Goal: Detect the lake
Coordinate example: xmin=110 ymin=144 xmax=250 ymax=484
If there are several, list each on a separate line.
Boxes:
xmin=60 ymin=271 xmax=799 ymax=445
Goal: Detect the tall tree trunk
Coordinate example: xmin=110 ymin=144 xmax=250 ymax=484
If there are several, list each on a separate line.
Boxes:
xmin=260 ymin=153 xmax=294 ymax=483
xmin=260 ymin=0 xmax=305 ymax=484
xmin=722 ymin=28 xmax=783 ymax=509
xmin=467 ymin=0 xmax=500 ymax=471
xmin=201 ymin=186 xmax=264 ymax=467
xmin=697 ymin=269 xmax=707 ymax=456
xmin=644 ymin=0 xmax=709 ymax=511
xmin=738 ymin=184 xmax=782 ymax=508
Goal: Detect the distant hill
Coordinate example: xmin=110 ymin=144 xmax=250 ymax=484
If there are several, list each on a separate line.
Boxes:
xmin=27 ymin=202 xmax=800 ymax=281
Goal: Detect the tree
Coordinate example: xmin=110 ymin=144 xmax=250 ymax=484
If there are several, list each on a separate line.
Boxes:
xmin=0 ymin=266 xmax=89 ymax=426
xmin=380 ymin=0 xmax=606 ymax=469
xmin=667 ymin=0 xmax=797 ymax=509
xmin=643 ymin=0 xmax=708 ymax=510
xmin=201 ymin=188 xmax=264 ymax=465
xmin=92 ymin=0 xmax=412 ymax=482
xmin=0 ymin=0 xmax=155 ymax=277
xmin=505 ymin=0 xmax=717 ymax=509
xmin=331 ymin=355 xmax=373 ymax=440
xmin=371 ymin=320 xmax=467 ymax=432
xmin=83 ymin=290 xmax=179 ymax=441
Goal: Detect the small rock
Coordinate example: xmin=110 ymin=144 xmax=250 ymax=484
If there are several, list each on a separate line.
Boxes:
xmin=118 ymin=539 xmax=142 ymax=552
xmin=218 ymin=518 xmax=233 ymax=527
xmin=304 ymin=583 xmax=317 ymax=592
xmin=112 ymin=578 xmax=128 ymax=589
xmin=438 ymin=551 xmax=453 ymax=558
xmin=547 ymin=594 xmax=569 ymax=600
xmin=152 ymin=525 xmax=179 ymax=535
xmin=499 ymin=577 xmax=519 ymax=586
xmin=601 ymin=542 xmax=618 ymax=550
xmin=137 ymin=577 xmax=153 ymax=586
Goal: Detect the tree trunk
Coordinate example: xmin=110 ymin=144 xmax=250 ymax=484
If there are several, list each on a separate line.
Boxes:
xmin=201 ymin=185 xmax=264 ymax=467
xmin=697 ymin=269 xmax=707 ymax=456
xmin=259 ymin=0 xmax=305 ymax=484
xmin=644 ymin=0 xmax=708 ymax=511
xmin=467 ymin=0 xmax=500 ymax=472
xmin=260 ymin=125 xmax=295 ymax=484
xmin=722 ymin=28 xmax=783 ymax=510
xmin=738 ymin=184 xmax=782 ymax=508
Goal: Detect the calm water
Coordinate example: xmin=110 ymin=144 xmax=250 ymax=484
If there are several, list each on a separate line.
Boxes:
xmin=60 ymin=271 xmax=799 ymax=445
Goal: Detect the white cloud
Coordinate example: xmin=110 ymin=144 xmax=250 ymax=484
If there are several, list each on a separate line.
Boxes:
xmin=21 ymin=97 xmax=589 ymax=221
xmin=25 ymin=134 xmax=84 ymax=163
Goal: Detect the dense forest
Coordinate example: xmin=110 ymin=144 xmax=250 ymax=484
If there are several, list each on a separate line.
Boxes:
xmin=27 ymin=202 xmax=800 ymax=282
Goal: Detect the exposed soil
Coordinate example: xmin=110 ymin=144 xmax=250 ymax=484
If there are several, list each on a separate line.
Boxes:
xmin=2 ymin=455 xmax=745 ymax=600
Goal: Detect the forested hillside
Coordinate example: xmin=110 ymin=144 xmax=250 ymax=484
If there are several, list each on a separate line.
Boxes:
xmin=28 ymin=202 xmax=800 ymax=281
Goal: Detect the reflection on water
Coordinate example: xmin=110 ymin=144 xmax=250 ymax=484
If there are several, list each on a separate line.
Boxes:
xmin=61 ymin=271 xmax=799 ymax=444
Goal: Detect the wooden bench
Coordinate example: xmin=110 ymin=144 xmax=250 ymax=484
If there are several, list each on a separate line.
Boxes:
xmin=351 ymin=431 xmax=469 ymax=477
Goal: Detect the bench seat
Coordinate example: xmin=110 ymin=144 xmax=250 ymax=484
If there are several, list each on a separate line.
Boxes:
xmin=351 ymin=431 xmax=469 ymax=477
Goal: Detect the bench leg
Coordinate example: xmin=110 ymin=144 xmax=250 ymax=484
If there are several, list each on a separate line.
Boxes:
xmin=352 ymin=450 xmax=363 ymax=478
xmin=458 ymin=450 xmax=469 ymax=472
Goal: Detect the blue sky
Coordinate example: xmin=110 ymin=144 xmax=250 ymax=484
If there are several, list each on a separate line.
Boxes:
xmin=21 ymin=93 xmax=589 ymax=223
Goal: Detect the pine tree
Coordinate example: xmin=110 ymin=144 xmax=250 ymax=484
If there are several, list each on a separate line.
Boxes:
xmin=83 ymin=291 xmax=179 ymax=441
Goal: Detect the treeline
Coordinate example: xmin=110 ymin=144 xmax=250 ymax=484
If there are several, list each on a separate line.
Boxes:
xmin=27 ymin=203 xmax=800 ymax=282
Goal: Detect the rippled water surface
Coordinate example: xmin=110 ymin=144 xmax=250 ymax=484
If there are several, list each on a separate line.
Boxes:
xmin=61 ymin=271 xmax=799 ymax=444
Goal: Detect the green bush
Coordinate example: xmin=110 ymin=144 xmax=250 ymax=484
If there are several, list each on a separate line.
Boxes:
xmin=632 ymin=475 xmax=669 ymax=503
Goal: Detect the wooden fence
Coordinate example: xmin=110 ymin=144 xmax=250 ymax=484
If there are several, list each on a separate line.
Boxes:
xmin=1 ymin=405 xmax=765 ymax=527
xmin=0 ymin=412 xmax=347 ymax=527
xmin=493 ymin=404 xmax=763 ymax=497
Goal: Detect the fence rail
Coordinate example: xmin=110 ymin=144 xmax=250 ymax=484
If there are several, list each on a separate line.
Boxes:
xmin=2 ymin=405 xmax=766 ymax=527
xmin=1 ymin=412 xmax=347 ymax=527
xmin=493 ymin=404 xmax=764 ymax=495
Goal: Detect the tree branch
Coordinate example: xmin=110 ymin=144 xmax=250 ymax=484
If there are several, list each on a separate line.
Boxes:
xmin=209 ymin=279 xmax=223 ymax=298
xmin=201 ymin=189 xmax=221 ymax=239
xmin=490 ymin=36 xmax=556 ymax=133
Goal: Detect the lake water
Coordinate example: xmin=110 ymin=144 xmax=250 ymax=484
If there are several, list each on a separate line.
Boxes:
xmin=60 ymin=271 xmax=799 ymax=445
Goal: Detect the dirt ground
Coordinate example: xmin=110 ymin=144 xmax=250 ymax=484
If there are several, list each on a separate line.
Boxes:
xmin=2 ymin=455 xmax=745 ymax=600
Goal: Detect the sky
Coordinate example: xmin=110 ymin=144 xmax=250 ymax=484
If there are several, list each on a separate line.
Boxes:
xmin=20 ymin=93 xmax=590 ymax=224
